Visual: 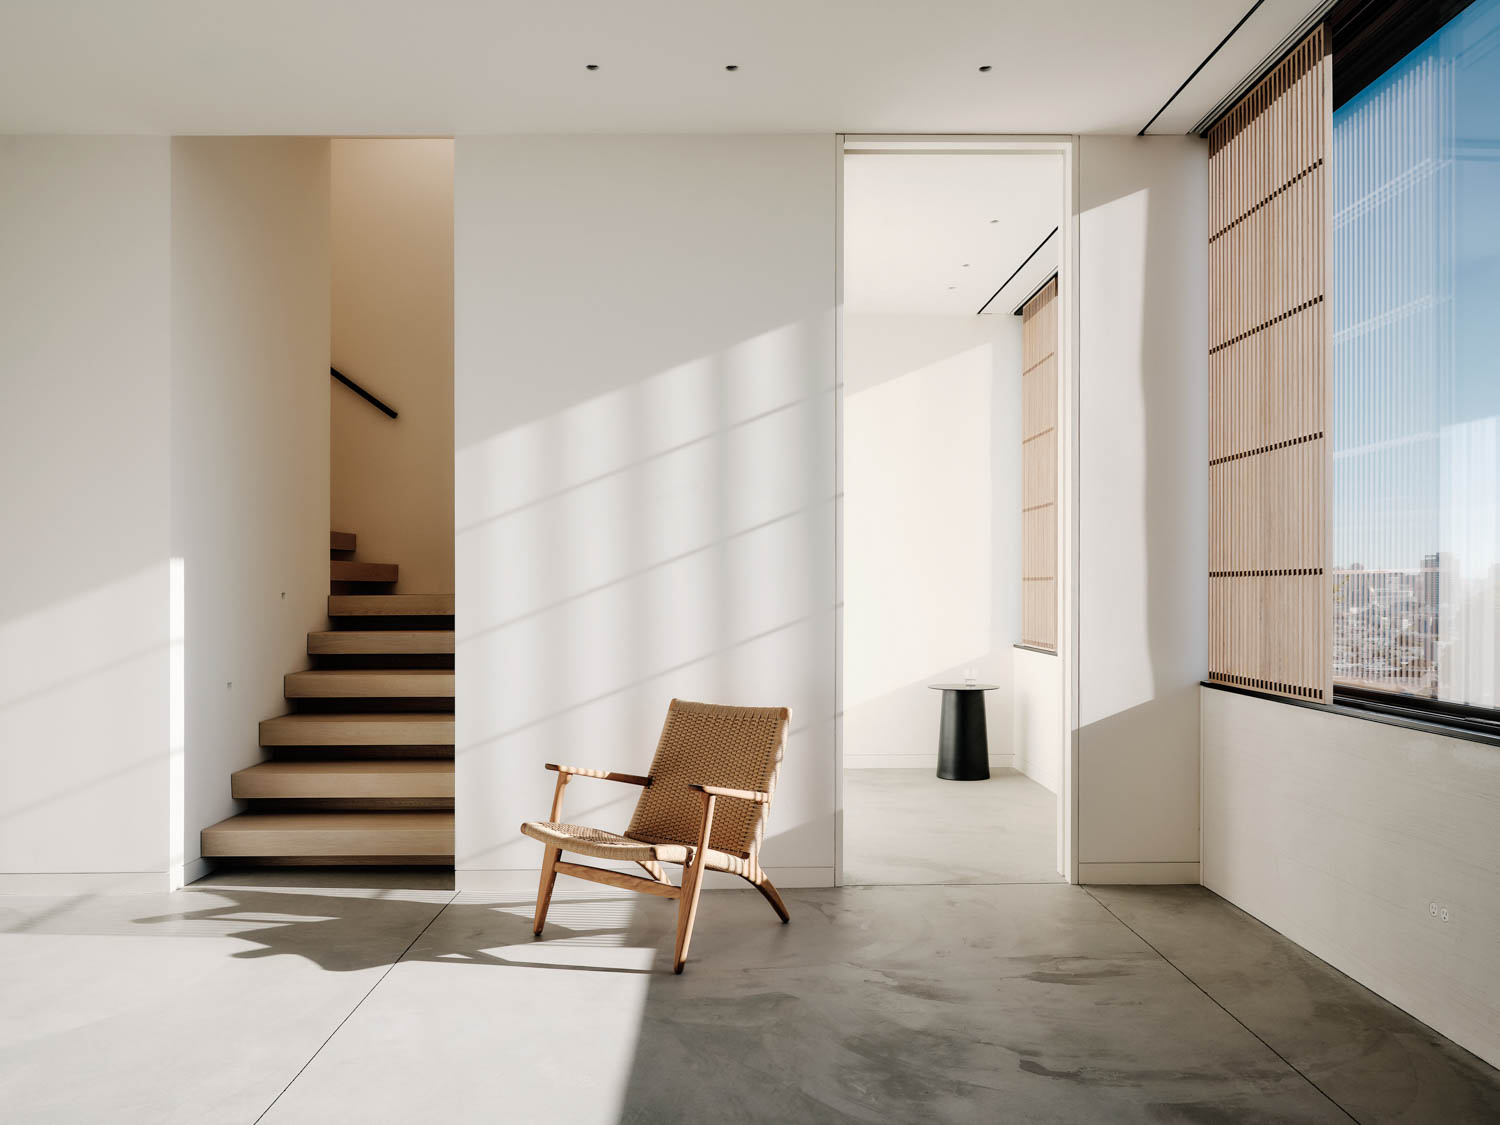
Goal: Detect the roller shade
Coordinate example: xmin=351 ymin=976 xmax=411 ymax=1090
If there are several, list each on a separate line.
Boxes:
xmin=1021 ymin=275 xmax=1059 ymax=652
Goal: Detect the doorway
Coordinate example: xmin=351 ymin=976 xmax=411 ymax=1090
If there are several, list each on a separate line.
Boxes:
xmin=837 ymin=137 xmax=1074 ymax=886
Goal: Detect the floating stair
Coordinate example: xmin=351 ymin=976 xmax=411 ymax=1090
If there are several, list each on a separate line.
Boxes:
xmin=202 ymin=812 xmax=453 ymax=861
xmin=307 ymin=630 xmax=454 ymax=656
xmin=231 ymin=760 xmax=453 ymax=800
xmin=331 ymin=559 xmax=398 ymax=583
xmin=202 ymin=530 xmax=455 ymax=866
xmin=284 ymin=669 xmax=454 ymax=699
xmin=259 ymin=712 xmax=454 ymax=747
xmin=329 ymin=594 xmax=454 ymax=616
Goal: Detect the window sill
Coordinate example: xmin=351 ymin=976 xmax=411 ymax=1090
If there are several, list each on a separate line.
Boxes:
xmin=1200 ymin=680 xmax=1500 ymax=750
xmin=1013 ymin=643 xmax=1057 ymax=657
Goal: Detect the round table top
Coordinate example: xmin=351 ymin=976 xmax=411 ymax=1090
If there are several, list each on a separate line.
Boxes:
xmin=928 ymin=682 xmax=1000 ymax=692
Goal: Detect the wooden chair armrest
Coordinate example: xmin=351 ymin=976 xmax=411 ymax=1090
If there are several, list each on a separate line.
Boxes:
xmin=688 ymin=783 xmax=771 ymax=804
xmin=545 ymin=763 xmax=652 ymax=787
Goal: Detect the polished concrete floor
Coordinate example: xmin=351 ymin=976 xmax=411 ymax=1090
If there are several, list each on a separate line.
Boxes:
xmin=843 ymin=767 xmax=1063 ymax=885
xmin=2 ymin=876 xmax=1496 ymax=1123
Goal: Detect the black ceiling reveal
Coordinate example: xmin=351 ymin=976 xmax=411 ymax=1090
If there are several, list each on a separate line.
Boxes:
xmin=1327 ymin=0 xmax=1479 ymax=108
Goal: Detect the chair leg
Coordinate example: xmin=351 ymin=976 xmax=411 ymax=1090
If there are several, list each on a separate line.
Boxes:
xmin=748 ymin=873 xmax=790 ymax=923
xmin=673 ymin=791 xmax=716 ymax=974
xmin=533 ymin=845 xmax=561 ymax=936
xmin=672 ymin=861 xmax=706 ymax=973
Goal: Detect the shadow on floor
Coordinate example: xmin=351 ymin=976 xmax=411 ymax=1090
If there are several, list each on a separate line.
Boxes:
xmin=130 ymin=885 xmax=661 ymax=974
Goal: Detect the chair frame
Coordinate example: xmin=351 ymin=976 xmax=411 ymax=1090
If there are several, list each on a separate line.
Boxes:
xmin=530 ymin=762 xmax=789 ymax=973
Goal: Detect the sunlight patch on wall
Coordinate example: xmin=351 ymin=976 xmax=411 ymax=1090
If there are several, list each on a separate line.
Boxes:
xmin=168 ymin=557 xmax=185 ymax=888
xmin=456 ymin=317 xmax=835 ymax=872
xmin=0 ymin=562 xmax=170 ymax=873
xmin=1079 ymin=186 xmax=1153 ymax=725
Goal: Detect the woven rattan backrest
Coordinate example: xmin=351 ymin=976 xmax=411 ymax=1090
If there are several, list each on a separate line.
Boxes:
xmin=625 ymin=700 xmax=789 ymax=859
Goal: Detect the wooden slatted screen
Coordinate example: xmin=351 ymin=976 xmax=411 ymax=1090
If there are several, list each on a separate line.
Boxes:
xmin=1207 ymin=26 xmax=1333 ymax=702
xmin=1021 ymin=276 xmax=1059 ymax=652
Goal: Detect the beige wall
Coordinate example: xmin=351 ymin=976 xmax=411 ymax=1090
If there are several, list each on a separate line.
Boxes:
xmin=331 ymin=139 xmax=454 ymax=593
xmin=0 ymin=137 xmax=172 ymax=888
xmin=171 ymin=137 xmax=331 ymax=882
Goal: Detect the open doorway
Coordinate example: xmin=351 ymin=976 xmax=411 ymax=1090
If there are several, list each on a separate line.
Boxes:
xmin=838 ymin=138 xmax=1070 ymax=886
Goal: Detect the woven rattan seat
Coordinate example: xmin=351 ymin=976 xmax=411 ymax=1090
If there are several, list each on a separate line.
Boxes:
xmin=520 ymin=698 xmax=791 ymax=973
xmin=519 ymin=821 xmax=691 ymax=864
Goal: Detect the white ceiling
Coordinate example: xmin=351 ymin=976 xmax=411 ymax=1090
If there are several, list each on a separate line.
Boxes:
xmin=0 ymin=0 xmax=1327 ymax=135
xmin=843 ymin=154 xmax=1060 ymax=316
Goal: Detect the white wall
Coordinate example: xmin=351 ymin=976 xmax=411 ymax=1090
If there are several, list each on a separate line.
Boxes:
xmin=1203 ymin=687 xmax=1500 ymax=1069
xmin=1075 ymin=135 xmax=1207 ymax=884
xmin=171 ymin=138 xmax=331 ymax=883
xmin=1012 ymin=646 xmax=1062 ymax=793
xmin=0 ymin=137 xmax=172 ymax=889
xmin=331 ymin=139 xmax=454 ymax=593
xmin=454 ymin=135 xmax=836 ymax=889
xmin=843 ymin=313 xmax=1021 ymax=768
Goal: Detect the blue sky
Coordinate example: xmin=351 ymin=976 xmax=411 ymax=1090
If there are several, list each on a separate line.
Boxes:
xmin=1331 ymin=0 xmax=1500 ymax=573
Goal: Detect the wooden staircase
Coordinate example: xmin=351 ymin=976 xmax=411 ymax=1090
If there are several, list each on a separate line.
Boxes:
xmin=201 ymin=531 xmax=455 ymax=866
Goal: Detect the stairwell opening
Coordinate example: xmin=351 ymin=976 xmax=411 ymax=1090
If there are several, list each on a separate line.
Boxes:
xmin=198 ymin=138 xmax=456 ymax=875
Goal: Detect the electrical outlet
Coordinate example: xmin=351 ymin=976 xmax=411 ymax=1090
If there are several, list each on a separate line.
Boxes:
xmin=1429 ymin=902 xmax=1439 ymax=916
xmin=1440 ymin=907 xmax=1450 ymax=923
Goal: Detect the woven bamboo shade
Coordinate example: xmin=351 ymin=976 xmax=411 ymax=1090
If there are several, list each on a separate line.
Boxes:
xmin=1207 ymin=25 xmax=1333 ymax=702
xmin=1021 ymin=275 xmax=1059 ymax=652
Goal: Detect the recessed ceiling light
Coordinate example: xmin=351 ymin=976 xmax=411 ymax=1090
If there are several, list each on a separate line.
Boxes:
xmin=725 ymin=64 xmax=739 ymax=72
xmin=586 ymin=64 xmax=599 ymax=71
xmin=979 ymin=65 xmax=992 ymax=73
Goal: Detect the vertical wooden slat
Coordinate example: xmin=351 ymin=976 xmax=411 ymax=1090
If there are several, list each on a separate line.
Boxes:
xmin=1206 ymin=25 xmax=1333 ymax=702
xmin=1021 ymin=276 xmax=1059 ymax=651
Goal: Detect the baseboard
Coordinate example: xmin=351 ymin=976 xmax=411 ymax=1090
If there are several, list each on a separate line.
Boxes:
xmin=845 ymin=754 xmax=1015 ymax=770
xmin=0 ymin=871 xmax=171 ymax=895
xmin=456 ymin=865 xmax=836 ymax=894
xmin=1077 ymin=861 xmax=1200 ymax=885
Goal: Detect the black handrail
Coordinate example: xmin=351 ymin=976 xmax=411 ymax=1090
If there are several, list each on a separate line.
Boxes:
xmin=331 ymin=367 xmax=398 ymax=419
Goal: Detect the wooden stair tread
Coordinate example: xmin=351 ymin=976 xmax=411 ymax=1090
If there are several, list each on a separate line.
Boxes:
xmin=329 ymin=594 xmax=453 ymax=616
xmin=308 ymin=630 xmax=454 ymax=655
xmin=232 ymin=760 xmax=453 ymax=799
xmin=202 ymin=811 xmax=453 ymax=857
xmin=331 ymin=560 xmax=398 ymax=583
xmin=285 ymin=669 xmax=454 ymax=698
xmin=330 ymin=530 xmax=357 ymax=552
xmin=259 ymin=712 xmax=455 ymax=747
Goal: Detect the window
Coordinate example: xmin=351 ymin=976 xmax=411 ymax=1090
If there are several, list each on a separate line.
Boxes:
xmin=1331 ymin=0 xmax=1500 ymax=709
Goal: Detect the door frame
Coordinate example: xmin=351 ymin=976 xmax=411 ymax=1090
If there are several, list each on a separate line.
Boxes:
xmin=832 ymin=134 xmax=1080 ymax=885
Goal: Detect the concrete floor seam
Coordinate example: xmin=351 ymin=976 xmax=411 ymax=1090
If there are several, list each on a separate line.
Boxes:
xmin=251 ymin=889 xmax=460 ymax=1125
xmin=1083 ymin=888 xmax=1362 ymax=1125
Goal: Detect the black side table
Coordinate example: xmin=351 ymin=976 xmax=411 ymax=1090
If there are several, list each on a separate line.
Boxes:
xmin=927 ymin=684 xmax=999 ymax=781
